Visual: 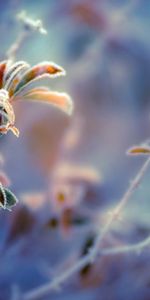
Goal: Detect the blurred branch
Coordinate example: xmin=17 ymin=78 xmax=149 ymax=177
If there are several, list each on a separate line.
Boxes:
xmin=23 ymin=234 xmax=150 ymax=300
xmin=90 ymin=156 xmax=150 ymax=260
xmin=23 ymin=157 xmax=150 ymax=300
xmin=101 ymin=235 xmax=150 ymax=256
xmin=7 ymin=11 xmax=47 ymax=61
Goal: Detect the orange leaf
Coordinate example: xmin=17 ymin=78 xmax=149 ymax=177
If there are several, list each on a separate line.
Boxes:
xmin=127 ymin=146 xmax=150 ymax=155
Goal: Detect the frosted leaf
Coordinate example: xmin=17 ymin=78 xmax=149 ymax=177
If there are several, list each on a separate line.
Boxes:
xmin=0 ymin=186 xmax=18 ymax=211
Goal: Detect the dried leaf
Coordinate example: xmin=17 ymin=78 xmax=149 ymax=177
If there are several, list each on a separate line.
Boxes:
xmin=14 ymin=62 xmax=65 ymax=94
xmin=5 ymin=206 xmax=36 ymax=244
xmin=127 ymin=145 xmax=150 ymax=155
xmin=22 ymin=90 xmax=73 ymax=115
xmin=0 ymin=61 xmax=7 ymax=88
xmin=0 ymin=171 xmax=11 ymax=186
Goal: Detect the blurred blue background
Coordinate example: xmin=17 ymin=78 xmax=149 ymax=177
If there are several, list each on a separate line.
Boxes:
xmin=0 ymin=0 xmax=150 ymax=299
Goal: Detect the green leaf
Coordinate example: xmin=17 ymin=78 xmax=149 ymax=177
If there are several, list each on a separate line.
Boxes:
xmin=0 ymin=187 xmax=18 ymax=211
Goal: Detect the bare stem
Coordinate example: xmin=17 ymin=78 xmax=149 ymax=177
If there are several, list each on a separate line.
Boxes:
xmin=90 ymin=156 xmax=150 ymax=260
xmin=101 ymin=235 xmax=150 ymax=256
xmin=23 ymin=157 xmax=150 ymax=300
xmin=7 ymin=31 xmax=28 ymax=61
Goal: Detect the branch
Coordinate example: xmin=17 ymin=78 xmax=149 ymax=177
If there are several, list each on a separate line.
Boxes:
xmin=90 ymin=156 xmax=150 ymax=260
xmin=7 ymin=11 xmax=47 ymax=61
xmin=101 ymin=235 xmax=150 ymax=256
xmin=23 ymin=157 xmax=150 ymax=300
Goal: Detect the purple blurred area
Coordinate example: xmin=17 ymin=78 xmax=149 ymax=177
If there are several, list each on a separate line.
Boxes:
xmin=0 ymin=0 xmax=150 ymax=299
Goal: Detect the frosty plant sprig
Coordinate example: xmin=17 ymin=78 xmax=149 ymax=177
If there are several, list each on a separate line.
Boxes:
xmin=7 ymin=11 xmax=47 ymax=60
xmin=0 ymin=60 xmax=73 ymax=137
xmin=0 ymin=59 xmax=73 ymax=210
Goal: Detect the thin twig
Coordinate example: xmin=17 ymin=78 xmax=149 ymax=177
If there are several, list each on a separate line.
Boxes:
xmin=23 ymin=234 xmax=150 ymax=300
xmin=101 ymin=235 xmax=150 ymax=256
xmin=23 ymin=157 xmax=150 ymax=300
xmin=7 ymin=11 xmax=47 ymax=61
xmin=90 ymin=156 xmax=150 ymax=260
